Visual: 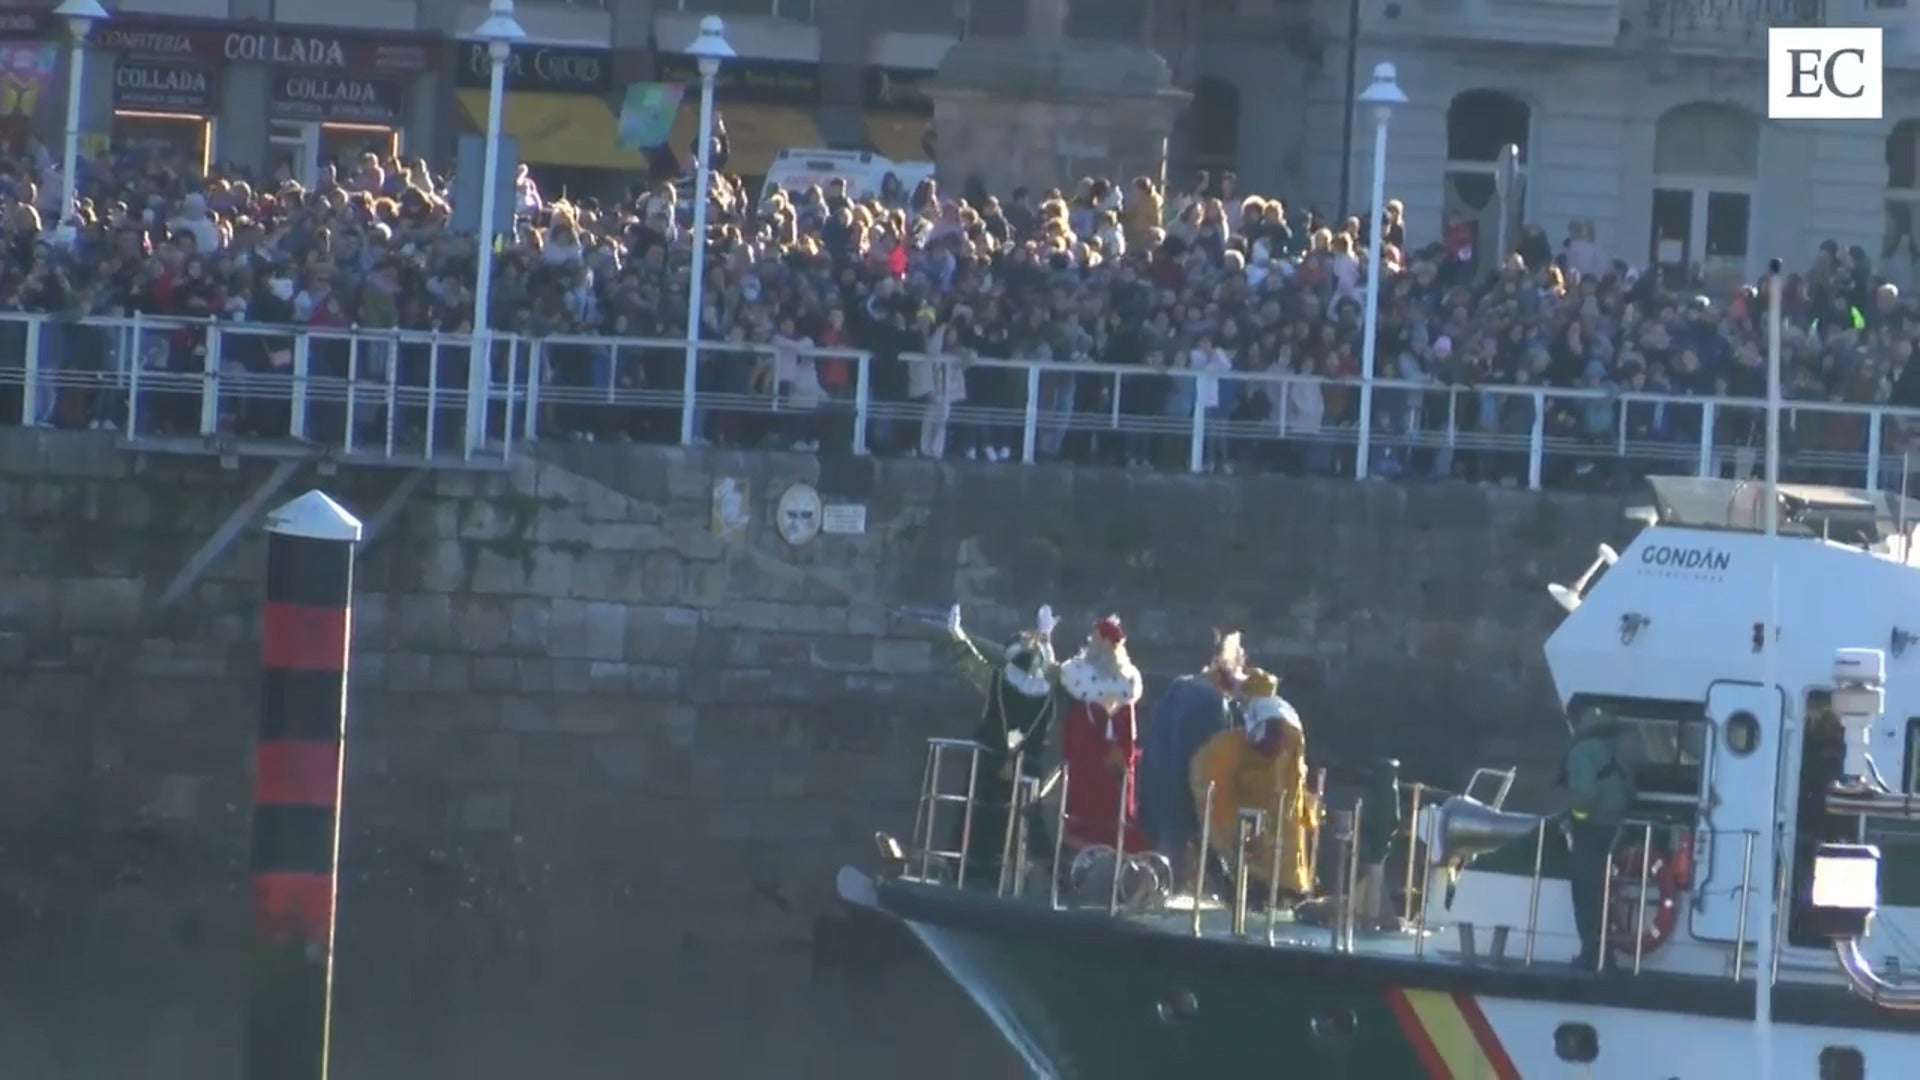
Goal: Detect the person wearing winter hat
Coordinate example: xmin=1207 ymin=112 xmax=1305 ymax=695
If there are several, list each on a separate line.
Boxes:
xmin=943 ymin=603 xmax=1064 ymax=888
xmin=1058 ymin=614 xmax=1149 ymax=853
xmin=1138 ymin=629 xmax=1247 ymax=892
xmin=1188 ymin=668 xmax=1313 ymax=904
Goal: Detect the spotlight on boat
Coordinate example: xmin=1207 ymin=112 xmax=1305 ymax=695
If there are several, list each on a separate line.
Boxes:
xmin=1547 ymin=542 xmax=1621 ymax=613
xmin=1811 ymin=842 xmax=1879 ymax=940
xmin=1808 ymin=842 xmax=1920 ymax=1010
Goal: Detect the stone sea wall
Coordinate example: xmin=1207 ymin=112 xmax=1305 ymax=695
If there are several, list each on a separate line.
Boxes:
xmin=0 ymin=430 xmax=1625 ymax=1077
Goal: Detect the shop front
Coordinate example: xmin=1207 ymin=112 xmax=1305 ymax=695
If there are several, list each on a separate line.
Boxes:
xmin=110 ymin=58 xmax=218 ymax=169
xmin=656 ymin=55 xmax=823 ymax=182
xmin=94 ymin=17 xmax=437 ymax=177
xmin=268 ymin=71 xmax=407 ymax=184
xmin=452 ymin=41 xmax=637 ymax=195
xmin=650 ymin=56 xmax=934 ymax=184
xmin=862 ymin=66 xmax=934 ymax=166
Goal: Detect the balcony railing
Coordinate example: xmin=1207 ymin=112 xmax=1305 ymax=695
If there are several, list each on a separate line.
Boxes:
xmin=3 ymin=312 xmax=1919 ymax=494
xmin=1643 ymin=0 xmax=1826 ymax=47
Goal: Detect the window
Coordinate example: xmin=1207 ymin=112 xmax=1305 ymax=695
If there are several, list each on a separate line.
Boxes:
xmin=1819 ymin=1045 xmax=1864 ymax=1080
xmin=1865 ymin=716 xmax=1920 ymax=842
xmin=1886 ymin=121 xmax=1920 ymax=290
xmin=1443 ymin=90 xmax=1529 ymax=268
xmin=1565 ymin=695 xmax=1705 ymax=799
xmin=1189 ymin=77 xmax=1241 ymax=173
xmin=1725 ymin=710 xmax=1761 ymax=755
xmin=1553 ymin=1022 xmax=1598 ymax=1063
xmin=1905 ymin=717 xmax=1920 ymax=792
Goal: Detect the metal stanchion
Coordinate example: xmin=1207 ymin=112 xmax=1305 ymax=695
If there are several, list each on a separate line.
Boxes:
xmin=1306 ymin=767 xmax=1328 ymax=886
xmin=1524 ymin=818 xmax=1547 ymax=966
xmin=1632 ymin=822 xmax=1654 ymax=974
xmin=1401 ymin=782 xmax=1425 ymax=924
xmin=1108 ymin=768 xmax=1134 ymax=917
xmin=955 ymin=745 xmax=982 ymax=890
xmin=1345 ymin=800 xmax=1364 ymax=950
xmin=1266 ymin=789 xmax=1293 ymax=946
xmin=1733 ymin=830 xmax=1756 ymax=982
xmin=1050 ymin=766 xmax=1070 ymax=910
xmin=1597 ymin=846 xmax=1617 ymax=974
xmin=1232 ymin=809 xmax=1263 ymax=938
xmin=913 ymin=741 xmax=939 ymax=881
xmin=1326 ymin=808 xmax=1354 ymax=953
xmin=1192 ymin=782 xmax=1215 ymax=938
xmin=996 ymin=750 xmax=1025 ymax=898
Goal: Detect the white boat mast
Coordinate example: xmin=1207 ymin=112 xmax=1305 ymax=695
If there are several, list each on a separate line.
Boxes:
xmin=1754 ymin=257 xmax=1784 ymax=1077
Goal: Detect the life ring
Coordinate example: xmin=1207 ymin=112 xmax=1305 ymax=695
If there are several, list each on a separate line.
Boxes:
xmin=1607 ymin=843 xmax=1680 ymax=955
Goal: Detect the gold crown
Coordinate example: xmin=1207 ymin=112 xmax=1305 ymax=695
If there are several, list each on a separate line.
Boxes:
xmin=1241 ymin=668 xmax=1278 ymax=699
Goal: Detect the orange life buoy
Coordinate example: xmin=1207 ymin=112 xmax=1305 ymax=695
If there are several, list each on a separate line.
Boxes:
xmin=1607 ymin=842 xmax=1680 ymax=955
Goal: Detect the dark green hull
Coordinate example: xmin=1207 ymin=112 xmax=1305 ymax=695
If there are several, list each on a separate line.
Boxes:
xmin=867 ymin=878 xmax=1920 ymax=1079
xmin=905 ymin=909 xmax=1435 ymax=1077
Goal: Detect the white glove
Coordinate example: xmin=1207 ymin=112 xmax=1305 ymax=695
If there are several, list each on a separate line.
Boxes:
xmin=1036 ymin=604 xmax=1058 ymax=638
xmin=946 ymin=604 xmax=964 ymax=640
xmin=1006 ymin=729 xmax=1025 ymax=752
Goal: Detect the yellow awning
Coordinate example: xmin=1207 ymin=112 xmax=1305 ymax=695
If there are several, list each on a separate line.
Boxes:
xmin=666 ymin=104 xmax=823 ymax=179
xmin=454 ymin=89 xmax=648 ymax=172
xmin=865 ymin=114 xmax=931 ymax=163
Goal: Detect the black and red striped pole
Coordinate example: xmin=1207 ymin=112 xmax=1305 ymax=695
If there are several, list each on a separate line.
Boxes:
xmin=246 ymin=490 xmax=362 ymax=1080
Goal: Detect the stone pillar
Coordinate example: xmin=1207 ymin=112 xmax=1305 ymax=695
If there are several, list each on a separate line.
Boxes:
xmin=928 ymin=0 xmax=1187 ymax=197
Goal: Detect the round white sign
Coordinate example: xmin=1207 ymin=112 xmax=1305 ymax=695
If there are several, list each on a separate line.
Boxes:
xmin=777 ymin=483 xmax=823 ymax=546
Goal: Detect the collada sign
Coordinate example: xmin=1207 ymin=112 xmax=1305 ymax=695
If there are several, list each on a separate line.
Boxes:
xmin=271 ymin=74 xmax=403 ymax=124
xmin=1638 ymin=543 xmax=1732 ymax=576
xmin=95 ymin=18 xmax=437 ymax=75
xmin=113 ymin=62 xmax=217 ymax=113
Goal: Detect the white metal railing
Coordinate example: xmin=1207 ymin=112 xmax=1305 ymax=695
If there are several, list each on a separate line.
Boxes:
xmin=880 ymin=352 xmax=1920 ymax=492
xmin=6 ymin=309 xmax=1920 ymax=491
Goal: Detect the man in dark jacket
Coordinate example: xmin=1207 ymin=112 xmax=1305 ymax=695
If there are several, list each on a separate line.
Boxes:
xmin=1563 ymin=703 xmax=1635 ymax=972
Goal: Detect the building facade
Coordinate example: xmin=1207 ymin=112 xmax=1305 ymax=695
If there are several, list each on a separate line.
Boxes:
xmin=9 ymin=0 xmax=1918 ymax=277
xmin=3 ymin=0 xmax=949 ymax=196
xmin=1194 ymin=0 xmax=1920 ymax=282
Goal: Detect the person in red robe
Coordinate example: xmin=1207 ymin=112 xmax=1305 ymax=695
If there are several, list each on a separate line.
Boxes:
xmin=1059 ymin=614 xmax=1149 ymax=853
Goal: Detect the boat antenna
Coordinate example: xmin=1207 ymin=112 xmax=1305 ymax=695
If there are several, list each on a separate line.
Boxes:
xmin=1754 ymin=257 xmax=1784 ymax=1079
xmin=1901 ymin=452 xmax=1911 ymax=562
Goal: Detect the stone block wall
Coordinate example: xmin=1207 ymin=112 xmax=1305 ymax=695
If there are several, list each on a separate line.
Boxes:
xmin=0 ymin=430 xmax=1628 ymax=1078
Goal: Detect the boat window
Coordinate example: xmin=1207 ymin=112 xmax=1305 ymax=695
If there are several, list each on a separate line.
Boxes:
xmin=1864 ymin=717 xmax=1920 ymax=846
xmin=1618 ymin=717 xmax=1705 ymax=796
xmin=1791 ymin=692 xmax=1856 ymax=947
xmin=1819 ymin=1045 xmax=1864 ymax=1079
xmin=1726 ymin=711 xmax=1761 ymax=756
xmin=1553 ymin=1022 xmax=1598 ymax=1062
xmin=1905 ymin=718 xmax=1920 ymax=792
xmin=1565 ymin=696 xmax=1706 ymax=799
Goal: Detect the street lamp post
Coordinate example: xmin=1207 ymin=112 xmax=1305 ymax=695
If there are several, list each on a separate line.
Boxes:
xmin=467 ymin=0 xmax=526 ymax=458
xmin=679 ymin=15 xmax=734 ymax=447
xmin=53 ymin=0 xmax=107 ymax=232
xmin=1353 ymin=62 xmax=1407 ymax=481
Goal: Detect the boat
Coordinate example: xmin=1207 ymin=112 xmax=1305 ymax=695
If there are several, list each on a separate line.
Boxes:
xmin=835 ymin=273 xmax=1920 ymax=1077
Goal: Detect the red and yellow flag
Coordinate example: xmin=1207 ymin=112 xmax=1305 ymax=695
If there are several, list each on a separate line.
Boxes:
xmin=1384 ymin=987 xmax=1522 ymax=1080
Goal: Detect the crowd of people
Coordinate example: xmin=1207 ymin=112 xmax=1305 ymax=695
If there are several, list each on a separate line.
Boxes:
xmin=0 ymin=128 xmax=1914 ymax=488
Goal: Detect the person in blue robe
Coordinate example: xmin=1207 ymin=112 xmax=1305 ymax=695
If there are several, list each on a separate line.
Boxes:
xmin=1137 ymin=630 xmax=1247 ymax=893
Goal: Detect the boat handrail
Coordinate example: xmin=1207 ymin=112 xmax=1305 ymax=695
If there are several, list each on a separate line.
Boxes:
xmin=902 ymin=737 xmax=1779 ymax=986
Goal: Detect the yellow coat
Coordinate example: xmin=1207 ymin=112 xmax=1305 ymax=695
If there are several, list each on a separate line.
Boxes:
xmin=1188 ymin=713 xmax=1313 ymax=895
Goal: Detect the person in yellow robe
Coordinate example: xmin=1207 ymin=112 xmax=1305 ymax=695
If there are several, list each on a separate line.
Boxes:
xmin=1188 ymin=669 xmax=1314 ymax=903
